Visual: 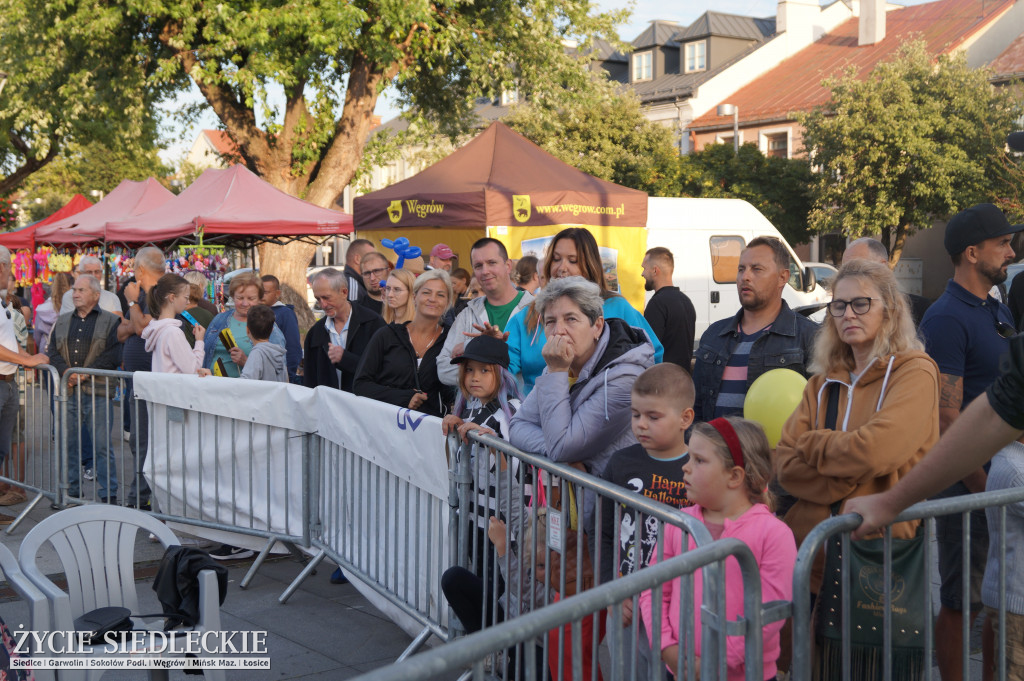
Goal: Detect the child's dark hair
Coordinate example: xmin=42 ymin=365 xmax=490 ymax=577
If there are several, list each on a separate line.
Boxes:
xmin=246 ymin=304 xmax=276 ymax=341
xmin=453 ymin=362 xmax=523 ymax=423
xmin=149 ymin=274 xmax=190 ymax=317
xmin=692 ymin=417 xmax=775 ymax=510
xmin=632 ymin=363 xmax=695 ymax=411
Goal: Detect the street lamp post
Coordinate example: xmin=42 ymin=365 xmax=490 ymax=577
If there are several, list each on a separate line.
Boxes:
xmin=717 ymin=103 xmax=740 ymax=154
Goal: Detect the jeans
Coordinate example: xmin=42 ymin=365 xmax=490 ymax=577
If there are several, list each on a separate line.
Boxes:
xmin=126 ymin=379 xmax=150 ymax=505
xmin=66 ymin=390 xmax=117 ymax=499
xmin=0 ymin=381 xmax=18 ymax=467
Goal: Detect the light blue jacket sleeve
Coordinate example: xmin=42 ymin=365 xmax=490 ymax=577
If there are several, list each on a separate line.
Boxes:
xmin=602 ymin=296 xmax=664 ymax=363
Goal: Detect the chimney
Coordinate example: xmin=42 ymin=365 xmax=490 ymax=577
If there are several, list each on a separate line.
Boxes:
xmin=859 ymin=0 xmax=886 ymax=46
xmin=776 ymin=0 xmax=820 ymax=44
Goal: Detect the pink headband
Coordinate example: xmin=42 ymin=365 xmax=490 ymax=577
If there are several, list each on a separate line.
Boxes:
xmin=709 ymin=418 xmax=745 ymax=469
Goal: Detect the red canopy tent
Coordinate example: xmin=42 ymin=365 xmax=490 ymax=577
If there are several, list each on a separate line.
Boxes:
xmin=34 ymin=178 xmax=175 ymax=245
xmin=0 ymin=194 xmax=94 ymax=250
xmin=106 ymin=165 xmax=353 ymax=243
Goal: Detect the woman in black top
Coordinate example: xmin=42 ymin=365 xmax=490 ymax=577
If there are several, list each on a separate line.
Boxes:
xmin=354 ymin=269 xmax=456 ymax=417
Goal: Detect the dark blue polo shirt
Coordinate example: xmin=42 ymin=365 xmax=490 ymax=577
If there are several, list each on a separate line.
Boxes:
xmin=920 ymin=279 xmax=1013 ymax=408
xmin=122 ymin=290 xmax=152 ymax=373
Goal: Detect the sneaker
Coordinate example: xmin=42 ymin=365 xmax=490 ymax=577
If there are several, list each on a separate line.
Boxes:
xmin=82 ymin=468 xmax=95 ymax=481
xmin=0 ymin=513 xmax=14 ymax=526
xmin=209 ymin=544 xmax=255 ymax=561
xmin=0 ymin=490 xmax=27 ymax=506
xmin=100 ymin=496 xmax=118 ymax=505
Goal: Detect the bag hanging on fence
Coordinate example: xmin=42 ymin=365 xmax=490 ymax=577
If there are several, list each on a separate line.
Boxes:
xmin=814 ymin=386 xmax=927 ymax=680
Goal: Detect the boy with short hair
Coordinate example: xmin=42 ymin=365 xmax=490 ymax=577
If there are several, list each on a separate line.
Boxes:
xmin=239 ymin=305 xmax=288 ymax=383
xmin=600 ymin=363 xmax=695 ymax=678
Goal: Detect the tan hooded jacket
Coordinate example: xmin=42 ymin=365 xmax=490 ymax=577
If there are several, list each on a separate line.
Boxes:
xmin=774 ymin=350 xmax=939 ymax=556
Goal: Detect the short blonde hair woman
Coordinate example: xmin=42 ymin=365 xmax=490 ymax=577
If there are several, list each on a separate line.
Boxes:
xmin=775 ymin=259 xmax=939 ymax=589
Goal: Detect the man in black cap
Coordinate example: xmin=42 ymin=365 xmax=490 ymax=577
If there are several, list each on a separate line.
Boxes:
xmin=918 ymin=202 xmax=1024 ymax=681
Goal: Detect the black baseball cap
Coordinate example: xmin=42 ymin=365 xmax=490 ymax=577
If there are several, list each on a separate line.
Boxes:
xmin=944 ymin=203 xmax=1024 ymax=256
xmin=450 ymin=334 xmax=510 ymax=369
xmin=1007 ymin=131 xmax=1024 ymax=152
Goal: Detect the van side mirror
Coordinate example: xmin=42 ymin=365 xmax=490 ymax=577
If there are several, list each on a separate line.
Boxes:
xmin=803 ymin=266 xmax=817 ymax=292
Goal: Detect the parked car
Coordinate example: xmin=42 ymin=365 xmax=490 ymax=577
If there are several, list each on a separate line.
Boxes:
xmin=804 ymin=261 xmax=839 ymax=291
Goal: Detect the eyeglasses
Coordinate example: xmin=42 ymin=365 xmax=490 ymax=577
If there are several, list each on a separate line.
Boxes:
xmin=827 ymin=297 xmax=879 ymax=317
xmin=995 ymin=320 xmax=1017 ymax=339
xmin=362 ymin=267 xmax=389 ymax=279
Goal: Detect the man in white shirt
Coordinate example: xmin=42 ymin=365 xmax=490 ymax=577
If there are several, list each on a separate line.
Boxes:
xmin=0 ymin=246 xmax=50 ymax=524
xmin=60 ymin=256 xmax=123 ymax=317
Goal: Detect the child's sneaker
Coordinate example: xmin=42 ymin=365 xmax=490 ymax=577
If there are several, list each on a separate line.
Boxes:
xmin=210 ymin=544 xmax=255 ymax=561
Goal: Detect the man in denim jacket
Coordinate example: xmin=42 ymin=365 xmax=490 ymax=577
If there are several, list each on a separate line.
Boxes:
xmin=692 ymin=236 xmax=819 ymax=421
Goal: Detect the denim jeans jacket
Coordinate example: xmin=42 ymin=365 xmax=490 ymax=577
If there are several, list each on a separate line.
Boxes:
xmin=692 ymin=300 xmax=820 ymax=421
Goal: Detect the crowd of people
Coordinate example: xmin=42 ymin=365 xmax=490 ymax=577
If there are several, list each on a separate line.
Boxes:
xmin=0 ymin=198 xmax=1023 ymax=679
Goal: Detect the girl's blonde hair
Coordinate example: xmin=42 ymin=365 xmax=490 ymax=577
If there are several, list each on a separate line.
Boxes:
xmin=383 ymin=269 xmax=417 ymax=324
xmin=692 ymin=417 xmax=774 ymax=510
xmin=810 ymin=259 xmax=922 ymax=375
xmin=50 ymin=272 xmax=73 ymax=315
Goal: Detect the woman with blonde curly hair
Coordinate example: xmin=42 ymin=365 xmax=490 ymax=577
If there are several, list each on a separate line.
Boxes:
xmin=775 ymin=259 xmax=939 ymax=582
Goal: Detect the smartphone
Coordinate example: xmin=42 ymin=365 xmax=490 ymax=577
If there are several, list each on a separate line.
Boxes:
xmin=180 ymin=310 xmax=198 ymax=327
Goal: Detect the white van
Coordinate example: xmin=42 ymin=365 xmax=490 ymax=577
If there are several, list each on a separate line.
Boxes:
xmin=644 ymin=196 xmax=829 ymax=340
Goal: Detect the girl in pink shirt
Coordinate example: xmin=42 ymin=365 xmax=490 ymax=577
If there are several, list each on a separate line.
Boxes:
xmin=142 ymin=274 xmax=210 ymax=375
xmin=640 ymin=417 xmax=796 ymax=681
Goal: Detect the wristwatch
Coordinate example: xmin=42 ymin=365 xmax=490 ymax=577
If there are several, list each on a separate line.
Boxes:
xmin=127 ymin=300 xmax=136 ymax=309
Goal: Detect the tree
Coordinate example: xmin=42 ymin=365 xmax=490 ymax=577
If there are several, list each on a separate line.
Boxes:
xmin=503 ymin=95 xmax=681 ymax=196
xmin=798 ymin=41 xmax=1021 ymax=266
xmin=11 ymin=0 xmax=627 ymax=315
xmin=676 ymin=143 xmax=815 ymax=245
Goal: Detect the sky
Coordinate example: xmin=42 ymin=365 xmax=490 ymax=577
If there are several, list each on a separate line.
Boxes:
xmin=160 ymin=0 xmax=933 ymax=165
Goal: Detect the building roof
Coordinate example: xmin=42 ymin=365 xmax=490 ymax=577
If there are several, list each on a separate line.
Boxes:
xmin=202 ymin=130 xmax=241 ymax=162
xmin=990 ymin=30 xmax=1024 ymax=80
xmin=632 ymin=20 xmax=682 ymax=49
xmin=675 ymin=12 xmax=775 ymax=42
xmin=690 ymin=0 xmax=1015 ymax=129
xmin=587 ymin=37 xmax=629 ymax=63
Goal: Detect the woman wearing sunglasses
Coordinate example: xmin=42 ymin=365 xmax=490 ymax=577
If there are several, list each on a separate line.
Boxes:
xmin=774 ymin=259 xmax=939 ymax=593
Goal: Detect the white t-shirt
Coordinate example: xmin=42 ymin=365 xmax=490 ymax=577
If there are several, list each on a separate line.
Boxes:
xmin=61 ymin=289 xmax=122 ymax=316
xmin=0 ymin=301 xmax=19 ymax=375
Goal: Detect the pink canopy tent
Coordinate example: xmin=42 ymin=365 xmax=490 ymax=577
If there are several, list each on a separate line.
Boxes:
xmin=105 ymin=165 xmax=353 ymax=243
xmin=0 ymin=194 xmax=94 ymax=250
xmin=34 ymin=178 xmax=175 ymax=245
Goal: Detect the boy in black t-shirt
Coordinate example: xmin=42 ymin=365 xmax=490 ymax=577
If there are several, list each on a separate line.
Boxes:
xmin=600 ymin=363 xmax=694 ymax=678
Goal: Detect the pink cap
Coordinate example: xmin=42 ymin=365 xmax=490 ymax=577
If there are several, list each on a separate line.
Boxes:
xmin=430 ymin=243 xmax=454 ymax=260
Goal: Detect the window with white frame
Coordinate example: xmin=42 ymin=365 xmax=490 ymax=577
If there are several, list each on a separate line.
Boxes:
xmin=766 ymin=132 xmax=788 ymax=158
xmin=685 ymin=41 xmax=706 ymax=73
xmin=632 ymin=52 xmax=652 ymax=82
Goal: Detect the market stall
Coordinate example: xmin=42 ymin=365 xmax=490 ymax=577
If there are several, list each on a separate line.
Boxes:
xmin=0 ymin=193 xmax=94 ymax=250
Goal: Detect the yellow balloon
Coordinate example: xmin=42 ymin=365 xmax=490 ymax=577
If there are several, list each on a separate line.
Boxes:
xmin=743 ymin=368 xmax=808 ymax=448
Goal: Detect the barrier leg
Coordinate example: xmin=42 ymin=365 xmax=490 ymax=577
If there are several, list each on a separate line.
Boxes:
xmin=239 ymin=536 xmax=280 ymax=589
xmin=396 ymin=626 xmax=434 ymax=662
xmin=3 ymin=491 xmax=43 ymax=534
xmin=278 ymin=549 xmax=327 ymax=604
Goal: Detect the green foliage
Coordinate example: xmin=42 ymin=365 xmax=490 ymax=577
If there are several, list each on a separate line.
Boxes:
xmin=18 ymin=142 xmax=169 ymax=222
xmin=676 ymin=143 xmax=815 ymax=245
xmin=798 ymin=41 xmax=1021 ymax=264
xmin=503 ymin=95 xmax=681 ymax=196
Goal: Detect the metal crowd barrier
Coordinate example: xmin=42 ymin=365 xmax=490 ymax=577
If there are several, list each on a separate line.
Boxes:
xmin=346 ymin=538 xmax=761 ymax=681
xmin=790 ymin=486 xmax=1024 ymax=681
xmin=0 ymin=364 xmax=62 ymax=533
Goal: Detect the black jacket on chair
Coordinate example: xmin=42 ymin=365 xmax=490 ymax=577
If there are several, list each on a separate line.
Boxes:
xmin=303 ymin=304 xmax=385 ymax=392
xmin=353 ymin=322 xmax=454 ymax=417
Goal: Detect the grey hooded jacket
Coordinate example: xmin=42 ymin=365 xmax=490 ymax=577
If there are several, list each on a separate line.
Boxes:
xmin=240 ymin=342 xmax=289 ymax=383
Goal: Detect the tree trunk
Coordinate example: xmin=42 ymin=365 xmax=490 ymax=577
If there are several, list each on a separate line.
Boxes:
xmin=257 ymin=241 xmax=318 ymax=330
xmin=889 ymin=225 xmax=909 ymax=269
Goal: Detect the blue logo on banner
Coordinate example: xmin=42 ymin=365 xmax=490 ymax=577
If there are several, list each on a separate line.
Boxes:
xmin=396 ymin=409 xmax=427 ymax=431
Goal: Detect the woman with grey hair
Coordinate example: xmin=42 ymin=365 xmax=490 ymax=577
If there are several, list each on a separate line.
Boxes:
xmin=355 ymin=270 xmax=457 ymax=417
xmin=509 ymin=275 xmax=655 ymax=480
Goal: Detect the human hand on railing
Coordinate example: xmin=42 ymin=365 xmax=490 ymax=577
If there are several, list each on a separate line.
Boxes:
xmin=197 ymin=368 xmax=212 ymax=377
xmin=457 ymin=422 xmax=495 ymax=444
xmin=193 ymin=324 xmax=206 ymax=342
xmin=66 ymin=373 xmax=82 ymax=389
xmin=844 ymin=492 xmax=896 ymax=540
xmin=21 ymin=353 xmax=48 ymax=368
xmin=465 ymin=322 xmax=509 ymax=342
xmin=229 ymin=347 xmax=247 ymax=367
xmin=441 ymin=414 xmax=463 ymax=436
xmin=408 ymin=391 xmax=428 ymax=410
xmin=487 ymin=517 xmax=507 ymax=557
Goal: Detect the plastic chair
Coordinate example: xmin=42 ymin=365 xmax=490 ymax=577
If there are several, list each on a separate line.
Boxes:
xmin=0 ymin=542 xmax=53 ymax=681
xmin=18 ymin=504 xmax=226 ymax=681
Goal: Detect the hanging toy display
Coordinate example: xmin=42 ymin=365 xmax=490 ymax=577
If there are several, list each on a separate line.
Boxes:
xmin=380 ymin=237 xmax=422 ymax=270
xmin=12 ymin=250 xmax=33 ymax=286
xmin=108 ymin=252 xmax=134 ymax=280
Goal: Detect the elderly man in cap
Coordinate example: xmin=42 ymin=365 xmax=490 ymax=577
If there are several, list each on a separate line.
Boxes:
xmin=428 ymin=243 xmax=455 ymax=272
xmin=918 ymin=202 xmax=1023 ymax=681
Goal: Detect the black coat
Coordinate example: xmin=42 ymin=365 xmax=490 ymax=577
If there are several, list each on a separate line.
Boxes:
xmin=303 ymin=303 xmax=386 ymax=392
xmin=353 ymin=322 xmax=455 ymax=417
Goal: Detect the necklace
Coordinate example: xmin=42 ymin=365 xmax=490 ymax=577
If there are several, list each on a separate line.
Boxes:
xmin=410 ymin=324 xmax=442 ymax=358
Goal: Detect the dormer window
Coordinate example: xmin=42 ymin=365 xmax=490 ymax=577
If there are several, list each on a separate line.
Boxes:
xmin=632 ymin=51 xmax=653 ymax=82
xmin=684 ymin=41 xmax=706 ymax=73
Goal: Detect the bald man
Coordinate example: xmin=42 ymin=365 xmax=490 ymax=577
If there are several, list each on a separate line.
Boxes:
xmin=842 ymin=237 xmax=931 ymax=326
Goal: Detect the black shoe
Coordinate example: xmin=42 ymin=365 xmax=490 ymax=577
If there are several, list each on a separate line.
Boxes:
xmin=210 ymin=544 xmax=256 ymax=561
xmin=100 ymin=496 xmax=118 ymax=505
xmin=330 ymin=568 xmax=350 ymax=584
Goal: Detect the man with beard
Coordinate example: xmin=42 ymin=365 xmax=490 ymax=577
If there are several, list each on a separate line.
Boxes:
xmin=691 ymin=236 xmax=818 ymax=421
xmin=918 ymin=203 xmax=1023 ymax=681
xmin=641 ymin=247 xmax=695 ymax=371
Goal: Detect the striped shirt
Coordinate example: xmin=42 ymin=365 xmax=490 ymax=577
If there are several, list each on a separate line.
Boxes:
xmin=712 ymin=325 xmax=769 ymax=419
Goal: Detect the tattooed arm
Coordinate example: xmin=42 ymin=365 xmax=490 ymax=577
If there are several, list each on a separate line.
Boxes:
xmin=938 ymin=372 xmax=986 ymax=492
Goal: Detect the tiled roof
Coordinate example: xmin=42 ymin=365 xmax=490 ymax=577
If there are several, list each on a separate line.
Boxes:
xmin=675 ymin=12 xmax=775 ymax=41
xmin=202 ymin=130 xmax=240 ymax=161
xmin=689 ymin=0 xmax=1014 ymax=129
xmin=990 ymin=30 xmax=1024 ymax=79
xmin=633 ymin=20 xmax=683 ymax=49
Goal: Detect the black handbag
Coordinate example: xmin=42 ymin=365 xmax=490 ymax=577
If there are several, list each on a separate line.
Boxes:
xmin=73 ymin=606 xmax=133 ymax=644
xmin=814 ymin=384 xmax=927 ymax=679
